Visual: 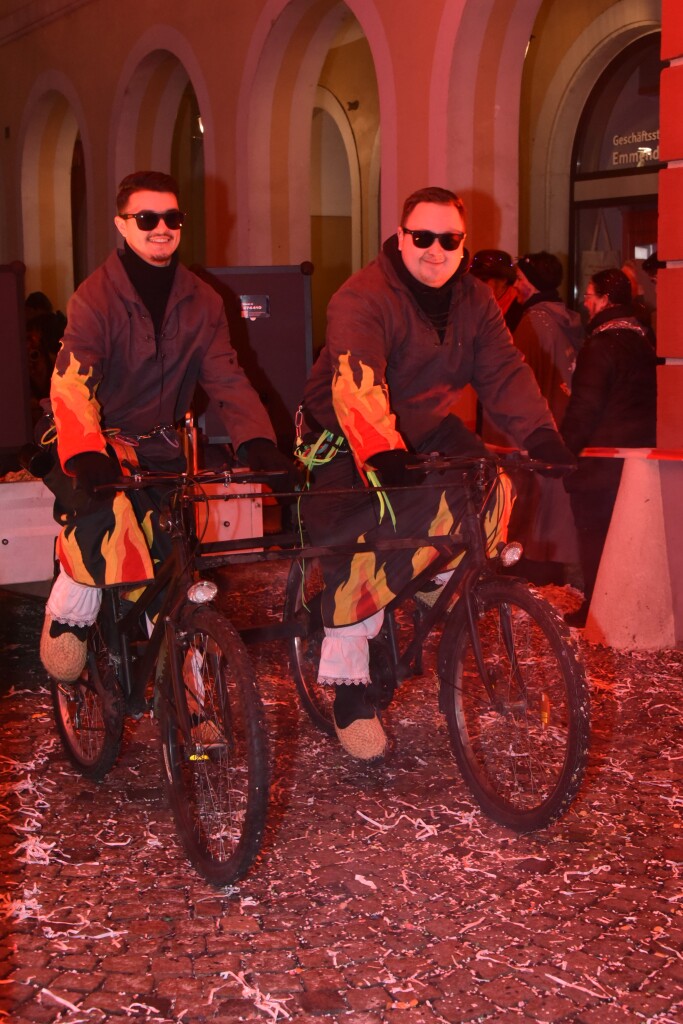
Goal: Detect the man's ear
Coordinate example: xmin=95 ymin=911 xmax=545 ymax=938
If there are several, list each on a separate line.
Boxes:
xmin=397 ymin=226 xmax=404 ymax=251
xmin=114 ymin=215 xmax=127 ymax=241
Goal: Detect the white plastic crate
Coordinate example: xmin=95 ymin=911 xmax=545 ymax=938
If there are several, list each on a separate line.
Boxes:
xmin=195 ymin=482 xmax=263 ymax=548
xmin=0 ymin=481 xmax=60 ymax=584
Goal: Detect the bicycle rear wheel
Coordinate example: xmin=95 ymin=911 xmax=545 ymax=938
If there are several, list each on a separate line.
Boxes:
xmin=438 ymin=577 xmax=589 ymax=831
xmin=283 ymin=557 xmax=335 ymax=735
xmin=157 ymin=604 xmax=269 ymax=886
xmin=51 ymin=619 xmax=125 ymax=781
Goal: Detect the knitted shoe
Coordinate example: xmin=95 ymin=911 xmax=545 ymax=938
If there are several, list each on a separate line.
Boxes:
xmin=334 ymin=713 xmax=388 ymax=761
xmin=40 ymin=613 xmax=87 ymax=682
xmin=414 ymin=582 xmax=445 ymax=609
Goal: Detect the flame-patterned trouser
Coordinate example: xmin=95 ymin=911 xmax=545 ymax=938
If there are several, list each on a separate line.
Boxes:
xmin=43 ymin=431 xmax=187 ymax=588
xmin=300 ymin=419 xmax=513 ymax=629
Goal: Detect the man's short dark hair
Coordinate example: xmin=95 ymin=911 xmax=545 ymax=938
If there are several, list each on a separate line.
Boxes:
xmin=116 ymin=171 xmax=180 ymax=213
xmin=401 ymin=187 xmax=466 ymax=225
xmin=592 ymin=268 xmax=632 ymax=307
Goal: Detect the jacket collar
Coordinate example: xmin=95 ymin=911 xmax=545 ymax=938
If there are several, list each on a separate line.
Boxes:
xmin=587 ymin=304 xmax=646 ymax=336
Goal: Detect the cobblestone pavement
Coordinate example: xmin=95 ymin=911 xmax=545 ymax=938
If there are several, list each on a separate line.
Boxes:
xmin=1 ymin=566 xmax=682 ymax=1024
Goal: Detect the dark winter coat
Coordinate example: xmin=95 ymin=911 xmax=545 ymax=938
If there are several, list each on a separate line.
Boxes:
xmin=52 ymin=249 xmax=275 ymax=470
xmin=561 ymin=305 xmax=658 ymax=492
xmin=302 ymin=243 xmax=555 ymax=470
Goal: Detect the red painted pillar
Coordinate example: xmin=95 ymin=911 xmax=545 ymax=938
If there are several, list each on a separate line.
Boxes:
xmin=658 ymin=0 xmax=683 ymax=444
xmin=652 ymin=0 xmax=683 ymax=643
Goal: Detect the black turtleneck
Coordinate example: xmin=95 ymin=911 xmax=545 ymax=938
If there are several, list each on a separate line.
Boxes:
xmin=119 ymin=242 xmax=178 ymax=341
xmin=383 ymin=234 xmax=467 ymax=342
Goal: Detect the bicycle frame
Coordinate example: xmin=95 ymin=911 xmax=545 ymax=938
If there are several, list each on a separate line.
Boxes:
xmin=96 ymin=493 xmax=202 ymax=741
xmin=368 ymin=460 xmax=508 ymax=695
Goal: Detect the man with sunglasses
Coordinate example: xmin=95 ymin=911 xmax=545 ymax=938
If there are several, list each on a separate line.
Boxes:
xmin=39 ymin=169 xmax=294 ymax=681
xmin=299 ymin=186 xmax=573 ymax=762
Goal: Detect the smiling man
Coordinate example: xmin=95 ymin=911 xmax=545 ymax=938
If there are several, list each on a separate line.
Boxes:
xmin=39 ymin=170 xmax=295 ymax=681
xmin=299 ymin=186 xmax=574 ymax=761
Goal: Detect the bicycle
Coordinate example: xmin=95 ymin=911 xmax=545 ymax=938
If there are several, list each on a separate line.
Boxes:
xmin=283 ymin=451 xmax=590 ymax=833
xmin=47 ymin=468 xmax=270 ymax=887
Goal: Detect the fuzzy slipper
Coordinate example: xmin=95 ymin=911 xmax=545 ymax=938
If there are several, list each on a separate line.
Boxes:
xmin=40 ymin=613 xmax=87 ymax=682
xmin=334 ymin=713 xmax=388 ymax=761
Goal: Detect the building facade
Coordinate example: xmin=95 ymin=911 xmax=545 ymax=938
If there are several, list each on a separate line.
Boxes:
xmin=2 ymin=0 xmax=683 ymax=637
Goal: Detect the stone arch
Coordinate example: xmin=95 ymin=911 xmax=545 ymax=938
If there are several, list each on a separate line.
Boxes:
xmin=437 ymin=0 xmax=540 ymax=253
xmin=19 ymin=72 xmax=91 ymax=308
xmin=313 ymin=85 xmax=361 ymax=270
xmin=110 ymin=27 xmax=213 ymax=259
xmin=235 ymin=0 xmax=393 ymax=264
xmin=526 ymin=0 xmax=661 ymax=259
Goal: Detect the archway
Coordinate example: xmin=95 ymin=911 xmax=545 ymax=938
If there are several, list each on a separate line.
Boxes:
xmin=112 ymin=47 xmax=207 ymax=266
xmin=521 ymin=0 xmax=661 ymax=278
xmin=570 ymin=33 xmax=661 ymax=311
xmin=21 ymin=89 xmax=81 ymax=309
xmin=236 ymin=0 xmax=389 ymax=266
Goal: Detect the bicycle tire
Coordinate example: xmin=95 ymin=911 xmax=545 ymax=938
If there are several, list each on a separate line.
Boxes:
xmin=438 ymin=577 xmax=589 ymax=832
xmin=51 ymin=619 xmax=125 ymax=781
xmin=156 ymin=604 xmax=269 ymax=886
xmin=283 ymin=558 xmax=335 ymax=736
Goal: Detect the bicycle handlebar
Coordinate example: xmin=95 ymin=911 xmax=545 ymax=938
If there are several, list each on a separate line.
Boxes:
xmin=93 ymin=466 xmax=294 ymax=494
xmin=92 ymin=449 xmax=575 ymax=497
xmin=408 ymin=450 xmax=576 ymax=476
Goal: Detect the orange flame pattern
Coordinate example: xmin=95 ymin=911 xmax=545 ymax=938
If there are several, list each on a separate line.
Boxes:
xmin=328 ymin=473 xmax=514 ymax=624
xmin=332 ymin=352 xmax=405 ymax=472
xmin=51 ymin=352 xmax=106 ymax=466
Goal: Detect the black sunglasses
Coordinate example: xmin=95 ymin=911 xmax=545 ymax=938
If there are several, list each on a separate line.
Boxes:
xmin=401 ymin=227 xmax=465 ymax=251
xmin=120 ymin=209 xmax=185 ymax=231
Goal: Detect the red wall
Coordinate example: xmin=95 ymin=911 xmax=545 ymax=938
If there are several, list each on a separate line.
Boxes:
xmin=658 ymin=0 xmax=683 ymax=444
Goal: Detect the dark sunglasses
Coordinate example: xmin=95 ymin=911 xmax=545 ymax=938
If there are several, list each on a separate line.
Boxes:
xmin=120 ymin=209 xmax=185 ymax=231
xmin=401 ymin=226 xmax=465 ymax=251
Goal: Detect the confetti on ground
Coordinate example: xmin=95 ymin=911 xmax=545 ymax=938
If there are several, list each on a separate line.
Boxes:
xmin=1 ymin=570 xmax=681 ymax=1023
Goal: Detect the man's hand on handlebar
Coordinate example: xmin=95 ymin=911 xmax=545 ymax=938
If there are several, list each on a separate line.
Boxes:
xmin=238 ymin=437 xmax=304 ymax=500
xmin=365 ymin=449 xmax=425 ymax=489
xmin=67 ymin=451 xmax=121 ymax=497
xmin=524 ymin=428 xmax=577 ymax=477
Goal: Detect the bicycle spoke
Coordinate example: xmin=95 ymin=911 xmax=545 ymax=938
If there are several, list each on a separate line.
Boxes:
xmin=158 ymin=605 xmax=268 ymax=886
xmin=441 ymin=579 xmax=589 ymax=831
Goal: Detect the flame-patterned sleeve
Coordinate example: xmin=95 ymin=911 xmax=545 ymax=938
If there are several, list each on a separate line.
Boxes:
xmin=331 ymin=351 xmax=406 ymax=471
xmin=50 ymin=296 xmax=107 ymax=472
xmin=327 ymin=275 xmax=407 ymax=472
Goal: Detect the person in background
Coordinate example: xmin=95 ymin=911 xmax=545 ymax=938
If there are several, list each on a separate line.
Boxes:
xmin=508 ymin=251 xmax=583 ymax=585
xmin=640 ymin=251 xmax=665 ymax=338
xmin=561 ymin=268 xmax=658 ymax=627
xmin=469 ymin=249 xmax=523 ymax=332
xmin=40 ymin=169 xmax=296 ymax=682
xmin=471 ymin=249 xmax=524 ymax=444
xmin=26 ymin=312 xmax=64 ymax=426
xmin=299 ymin=187 xmax=574 ymax=762
xmin=25 ymin=291 xmax=67 ymax=334
xmin=621 ymin=258 xmax=657 ymax=336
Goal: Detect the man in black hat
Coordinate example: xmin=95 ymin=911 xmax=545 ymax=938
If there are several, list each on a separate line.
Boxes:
xmin=508 ymin=251 xmax=583 ymax=584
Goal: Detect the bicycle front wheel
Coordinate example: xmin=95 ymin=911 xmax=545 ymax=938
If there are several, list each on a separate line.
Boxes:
xmin=283 ymin=557 xmax=335 ymax=735
xmin=157 ymin=604 xmax=269 ymax=886
xmin=438 ymin=578 xmax=590 ymax=831
xmin=51 ymin=620 xmax=125 ymax=781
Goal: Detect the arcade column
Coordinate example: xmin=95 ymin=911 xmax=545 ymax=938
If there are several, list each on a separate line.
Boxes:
xmin=648 ymin=0 xmax=683 ymax=642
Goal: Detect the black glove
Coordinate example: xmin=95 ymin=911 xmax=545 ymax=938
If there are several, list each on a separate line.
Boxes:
xmin=239 ymin=437 xmax=302 ymax=497
xmin=68 ymin=451 xmax=121 ymax=496
xmin=366 ymin=449 xmax=423 ymax=489
xmin=525 ymin=428 xmax=576 ymax=478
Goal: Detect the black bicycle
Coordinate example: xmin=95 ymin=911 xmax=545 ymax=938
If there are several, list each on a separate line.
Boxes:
xmin=283 ymin=452 xmax=590 ymax=833
xmin=48 ymin=469 xmax=269 ymax=887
